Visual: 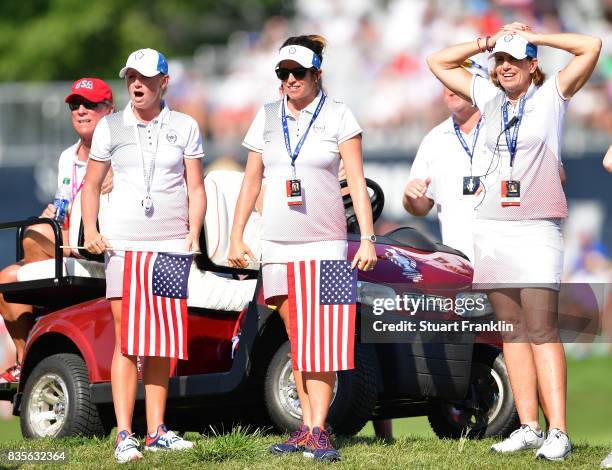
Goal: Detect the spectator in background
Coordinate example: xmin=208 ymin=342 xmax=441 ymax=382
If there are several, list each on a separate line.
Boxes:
xmin=603 ymin=144 xmax=612 ymax=172
xmin=0 ymin=78 xmax=114 ymax=384
xmin=403 ymin=59 xmax=488 ymax=262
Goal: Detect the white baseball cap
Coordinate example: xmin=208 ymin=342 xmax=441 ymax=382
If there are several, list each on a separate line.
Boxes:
xmin=275 ymin=45 xmax=322 ymax=70
xmin=119 ymin=48 xmax=169 ymax=78
xmin=489 ymin=34 xmax=537 ymax=60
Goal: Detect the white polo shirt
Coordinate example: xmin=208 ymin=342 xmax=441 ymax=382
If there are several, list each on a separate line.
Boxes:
xmin=243 ymin=92 xmax=362 ymax=242
xmin=409 ymin=116 xmax=488 ymax=261
xmin=90 ymin=102 xmax=204 ymax=242
xmin=471 ymin=73 xmax=568 ymax=220
xmin=57 ymin=141 xmax=87 ymax=194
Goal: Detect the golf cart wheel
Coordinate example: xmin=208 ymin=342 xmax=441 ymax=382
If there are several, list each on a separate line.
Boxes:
xmin=427 ymin=346 xmax=519 ymax=439
xmin=21 ymin=353 xmax=107 ymax=438
xmin=264 ymin=340 xmax=377 ymax=436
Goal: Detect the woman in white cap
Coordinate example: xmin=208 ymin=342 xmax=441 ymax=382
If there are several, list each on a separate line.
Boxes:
xmin=228 ymin=35 xmax=376 ymax=462
xmin=427 ymin=24 xmax=601 ymax=460
xmin=82 ymin=48 xmax=205 ymax=463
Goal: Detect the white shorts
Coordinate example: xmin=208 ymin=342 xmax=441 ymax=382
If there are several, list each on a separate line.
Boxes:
xmin=261 ymin=239 xmax=348 ymax=300
xmin=473 ymin=219 xmax=564 ymax=290
xmin=104 ymin=238 xmax=188 ymax=298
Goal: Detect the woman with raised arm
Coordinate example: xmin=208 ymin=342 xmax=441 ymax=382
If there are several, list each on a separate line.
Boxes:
xmin=228 ymin=35 xmax=376 ymax=462
xmin=428 ymin=24 xmax=601 ymax=460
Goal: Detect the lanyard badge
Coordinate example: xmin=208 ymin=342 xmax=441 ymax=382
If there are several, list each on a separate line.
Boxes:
xmin=133 ymin=125 xmax=156 ymax=214
xmin=454 ymin=118 xmax=482 ymax=196
xmin=281 ymin=94 xmax=326 ymax=206
xmin=500 ymin=98 xmax=525 ymax=207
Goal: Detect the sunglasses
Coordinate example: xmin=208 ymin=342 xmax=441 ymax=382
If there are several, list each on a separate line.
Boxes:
xmin=68 ymin=99 xmax=103 ymax=111
xmin=275 ymin=67 xmax=311 ymax=80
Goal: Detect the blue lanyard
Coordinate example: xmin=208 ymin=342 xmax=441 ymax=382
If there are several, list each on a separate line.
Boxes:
xmin=281 ymin=94 xmax=326 ymax=176
xmin=502 ymin=97 xmax=525 ymax=167
xmin=453 ymin=117 xmax=482 ymax=164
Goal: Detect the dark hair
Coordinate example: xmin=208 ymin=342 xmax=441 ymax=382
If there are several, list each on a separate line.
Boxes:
xmin=280 ymin=35 xmax=326 ymax=92
xmin=491 ymin=60 xmax=546 ymax=89
xmin=280 ymin=35 xmax=326 ymax=66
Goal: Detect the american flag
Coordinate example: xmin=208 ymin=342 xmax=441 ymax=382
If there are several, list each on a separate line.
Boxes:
xmin=121 ymin=251 xmax=193 ymax=359
xmin=287 ymin=260 xmax=357 ymax=372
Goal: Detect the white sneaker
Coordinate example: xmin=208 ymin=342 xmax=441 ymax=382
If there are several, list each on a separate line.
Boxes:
xmin=491 ymin=424 xmax=545 ymax=453
xmin=144 ymin=424 xmax=194 ymax=451
xmin=536 ymin=428 xmax=572 ymax=461
xmin=601 ymin=450 xmax=612 ymax=468
xmin=114 ymin=431 xmax=143 ymax=464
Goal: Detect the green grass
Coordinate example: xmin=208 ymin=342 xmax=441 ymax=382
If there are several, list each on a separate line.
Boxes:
xmin=0 ymin=431 xmax=609 ymax=469
xmin=0 ymin=356 xmax=609 ymax=468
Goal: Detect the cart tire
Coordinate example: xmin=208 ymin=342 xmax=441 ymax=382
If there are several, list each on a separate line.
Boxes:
xmin=264 ymin=340 xmax=377 ymax=436
xmin=21 ymin=353 xmax=107 ymax=438
xmin=427 ymin=346 xmax=519 ymax=439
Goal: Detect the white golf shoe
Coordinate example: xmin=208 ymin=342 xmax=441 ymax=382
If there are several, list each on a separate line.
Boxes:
xmin=536 ymin=428 xmax=572 ymax=461
xmin=491 ymin=424 xmax=545 ymax=453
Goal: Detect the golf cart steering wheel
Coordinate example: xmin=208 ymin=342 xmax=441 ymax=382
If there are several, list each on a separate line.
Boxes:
xmin=340 ymin=178 xmax=385 ymax=234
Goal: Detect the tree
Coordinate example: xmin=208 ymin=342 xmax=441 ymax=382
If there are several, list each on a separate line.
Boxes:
xmin=0 ymin=0 xmax=292 ymax=81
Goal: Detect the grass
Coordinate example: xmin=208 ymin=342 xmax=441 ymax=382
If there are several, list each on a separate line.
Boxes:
xmin=0 ymin=356 xmax=610 ymax=468
xmin=0 ymin=430 xmax=609 ymax=469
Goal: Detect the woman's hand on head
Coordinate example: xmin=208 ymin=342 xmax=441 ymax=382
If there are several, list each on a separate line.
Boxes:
xmin=84 ymin=230 xmax=111 ymax=254
xmin=228 ymin=239 xmax=255 ymax=268
xmin=351 ymin=241 xmax=377 ymax=272
xmin=501 ymin=23 xmax=538 ymax=43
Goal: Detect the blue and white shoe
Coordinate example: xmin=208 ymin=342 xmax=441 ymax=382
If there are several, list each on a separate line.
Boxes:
xmin=114 ymin=430 xmax=143 ymax=463
xmin=144 ymin=424 xmax=194 ymax=452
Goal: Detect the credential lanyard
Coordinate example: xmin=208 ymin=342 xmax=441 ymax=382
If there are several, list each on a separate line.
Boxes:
xmin=72 ymin=160 xmax=85 ymax=201
xmin=502 ymin=97 xmax=526 ymax=168
xmin=281 ymin=94 xmax=326 ymax=178
xmin=133 ymin=125 xmax=156 ymax=200
xmin=453 ymin=117 xmax=482 ymax=165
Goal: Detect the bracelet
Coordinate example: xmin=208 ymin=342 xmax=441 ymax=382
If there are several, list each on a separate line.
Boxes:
xmin=485 ymin=35 xmax=493 ymax=52
xmin=476 ymin=37 xmax=484 ymax=53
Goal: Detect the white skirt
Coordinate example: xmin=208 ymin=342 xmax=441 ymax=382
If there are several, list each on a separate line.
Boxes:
xmin=472 ymin=219 xmax=564 ymax=290
xmin=261 ymin=239 xmax=348 ymax=300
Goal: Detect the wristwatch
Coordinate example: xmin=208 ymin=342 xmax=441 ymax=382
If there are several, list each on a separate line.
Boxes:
xmin=360 ymin=234 xmax=377 ymax=242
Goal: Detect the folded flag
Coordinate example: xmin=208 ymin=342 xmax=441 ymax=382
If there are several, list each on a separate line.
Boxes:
xmin=121 ymin=251 xmax=193 ymax=359
xmin=287 ymin=259 xmax=357 ymax=372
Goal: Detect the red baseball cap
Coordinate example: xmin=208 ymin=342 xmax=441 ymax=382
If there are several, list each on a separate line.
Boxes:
xmin=64 ymin=78 xmax=113 ymax=104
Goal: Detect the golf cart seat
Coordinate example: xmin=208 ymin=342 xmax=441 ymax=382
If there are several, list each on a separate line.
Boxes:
xmin=4 ymin=171 xmax=261 ymax=312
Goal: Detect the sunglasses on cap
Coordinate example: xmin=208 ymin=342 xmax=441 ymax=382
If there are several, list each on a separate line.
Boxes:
xmin=68 ymin=99 xmax=105 ymax=111
xmin=275 ymin=67 xmax=311 ymax=80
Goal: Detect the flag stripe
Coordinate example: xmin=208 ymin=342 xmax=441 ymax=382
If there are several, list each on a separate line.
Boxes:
xmin=122 ymin=251 xmax=134 ymax=355
xmin=298 ymin=262 xmax=311 ymax=370
xmin=332 ymin=304 xmax=339 ymax=371
xmin=323 ymin=304 xmax=330 ymax=372
xmin=287 ymin=262 xmax=299 ymax=371
xmin=347 ymin=305 xmax=356 ymax=369
xmin=158 ymin=295 xmax=167 ymax=357
xmin=313 ymin=260 xmax=320 ymax=372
